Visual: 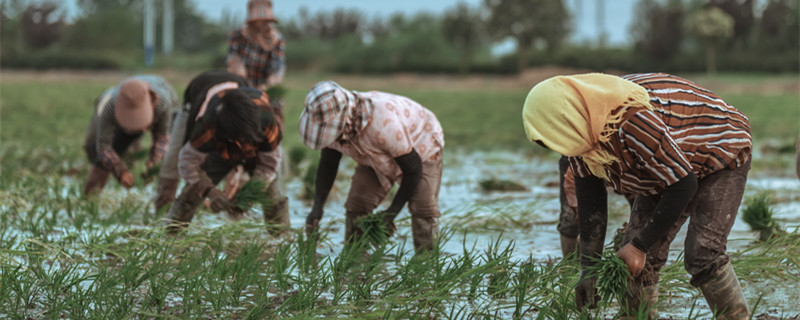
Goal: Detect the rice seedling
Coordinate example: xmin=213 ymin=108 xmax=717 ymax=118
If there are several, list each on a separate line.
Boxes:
xmin=356 ymin=213 xmax=392 ymax=248
xmin=478 ymin=178 xmax=528 ymax=192
xmin=265 ymin=84 xmax=288 ymax=100
xmin=584 ymin=250 xmax=632 ymax=305
xmin=232 ymin=179 xmax=273 ymax=212
xmin=742 ymin=192 xmax=784 ymax=241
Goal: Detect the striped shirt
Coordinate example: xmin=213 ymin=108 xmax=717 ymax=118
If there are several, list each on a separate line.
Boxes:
xmin=569 ymin=73 xmax=752 ymax=196
xmin=95 ymin=75 xmax=178 ymax=178
xmin=227 ymin=28 xmax=286 ymax=90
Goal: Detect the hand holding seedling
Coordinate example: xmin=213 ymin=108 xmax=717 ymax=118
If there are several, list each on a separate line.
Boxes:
xmin=617 ymin=243 xmax=646 ymax=277
xmin=305 ymin=210 xmax=322 ymax=235
xmin=154 ymin=177 xmax=179 ymax=211
xmin=378 ymin=210 xmax=398 ymax=237
xmin=208 ymin=188 xmax=233 ymax=213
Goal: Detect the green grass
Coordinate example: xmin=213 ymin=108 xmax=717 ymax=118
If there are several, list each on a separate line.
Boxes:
xmin=1 ymin=71 xmax=799 ymax=318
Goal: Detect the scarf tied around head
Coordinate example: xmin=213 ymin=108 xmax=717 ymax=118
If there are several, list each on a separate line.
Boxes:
xmin=522 ymin=73 xmax=653 ymax=179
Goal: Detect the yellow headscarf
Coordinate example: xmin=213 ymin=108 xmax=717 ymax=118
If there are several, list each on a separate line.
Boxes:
xmin=522 ymin=73 xmax=653 ymax=179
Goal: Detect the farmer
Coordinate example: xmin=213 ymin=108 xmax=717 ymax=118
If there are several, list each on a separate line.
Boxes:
xmin=153 ymin=71 xmax=289 ymax=234
xmin=82 ymin=75 xmax=178 ymax=196
xmin=226 ymin=0 xmax=285 ymax=93
xmin=523 ymin=73 xmax=752 ymax=318
xmin=300 ymin=81 xmax=445 ymax=252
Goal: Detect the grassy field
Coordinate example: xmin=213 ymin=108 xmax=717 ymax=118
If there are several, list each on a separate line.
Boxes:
xmin=1 ymin=71 xmax=799 ymax=318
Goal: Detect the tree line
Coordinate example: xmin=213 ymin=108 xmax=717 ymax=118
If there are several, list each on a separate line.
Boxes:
xmin=1 ymin=0 xmax=797 ymax=73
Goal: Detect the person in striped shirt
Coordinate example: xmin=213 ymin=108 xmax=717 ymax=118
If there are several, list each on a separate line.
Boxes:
xmin=523 ymin=73 xmax=752 ymax=319
xmin=82 ymin=75 xmax=178 ymax=196
xmin=155 ymin=71 xmax=289 ymax=235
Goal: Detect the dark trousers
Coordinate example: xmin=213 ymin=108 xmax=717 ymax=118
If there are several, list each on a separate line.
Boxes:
xmin=622 ymin=160 xmax=751 ymax=287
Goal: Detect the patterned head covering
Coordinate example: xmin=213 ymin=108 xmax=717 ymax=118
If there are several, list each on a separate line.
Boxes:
xmin=246 ymin=0 xmax=277 ymax=23
xmin=115 ymin=79 xmax=154 ymax=132
xmin=522 ymin=73 xmax=653 ymax=179
xmin=299 ymin=81 xmax=373 ymax=150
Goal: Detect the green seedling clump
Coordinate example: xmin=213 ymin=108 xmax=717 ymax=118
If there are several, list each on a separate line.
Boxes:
xmin=233 ymin=179 xmax=272 ymax=212
xmin=265 ymin=85 xmax=288 ymax=99
xmin=586 ymin=251 xmax=631 ymax=304
xmin=479 ymin=178 xmax=527 ymax=192
xmin=356 ymin=213 xmax=391 ymax=248
xmin=743 ymin=193 xmax=784 ymax=241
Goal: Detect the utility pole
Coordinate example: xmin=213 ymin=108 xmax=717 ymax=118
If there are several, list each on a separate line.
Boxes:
xmin=596 ymin=0 xmax=607 ymax=48
xmin=163 ymin=0 xmax=174 ymax=55
xmin=144 ymin=0 xmax=155 ymax=66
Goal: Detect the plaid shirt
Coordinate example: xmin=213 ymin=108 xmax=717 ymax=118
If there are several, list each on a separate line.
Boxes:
xmin=569 ymin=73 xmax=752 ymax=196
xmin=95 ymin=75 xmax=178 ymax=179
xmin=227 ymin=28 xmax=286 ymax=90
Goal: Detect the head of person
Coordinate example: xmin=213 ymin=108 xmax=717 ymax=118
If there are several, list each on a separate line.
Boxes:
xmin=298 ymin=81 xmax=372 ymax=150
xmin=115 ymin=79 xmax=157 ymax=133
xmin=246 ymin=0 xmax=277 ymax=33
xmin=521 ymin=73 xmax=653 ymax=179
xmin=216 ymin=89 xmax=264 ymax=152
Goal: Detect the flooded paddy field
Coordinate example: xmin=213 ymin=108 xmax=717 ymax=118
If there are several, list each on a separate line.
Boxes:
xmin=1 ymin=71 xmax=798 ymax=318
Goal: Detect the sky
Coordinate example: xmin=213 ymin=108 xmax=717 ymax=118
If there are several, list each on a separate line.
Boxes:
xmin=57 ymin=0 xmax=640 ymax=46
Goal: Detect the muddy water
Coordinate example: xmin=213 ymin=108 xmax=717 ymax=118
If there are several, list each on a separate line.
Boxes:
xmin=275 ymin=150 xmax=800 ymax=318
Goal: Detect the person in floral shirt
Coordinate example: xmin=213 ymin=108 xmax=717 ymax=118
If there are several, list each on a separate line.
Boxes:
xmin=300 ymin=81 xmax=444 ymax=252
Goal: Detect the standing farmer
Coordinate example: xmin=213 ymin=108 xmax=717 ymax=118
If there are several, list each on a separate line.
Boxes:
xmin=83 ymin=75 xmax=178 ymax=196
xmin=226 ymin=0 xmax=285 ymax=93
xmin=523 ymin=73 xmax=752 ymax=319
xmin=301 ymin=81 xmax=445 ymax=252
xmin=154 ymin=71 xmax=288 ymax=234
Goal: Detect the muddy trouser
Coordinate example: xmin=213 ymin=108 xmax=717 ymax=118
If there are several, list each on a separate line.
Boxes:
xmin=620 ymin=160 xmax=750 ymax=300
xmin=344 ymin=155 xmax=443 ymax=251
xmin=167 ymin=152 xmax=289 ymax=232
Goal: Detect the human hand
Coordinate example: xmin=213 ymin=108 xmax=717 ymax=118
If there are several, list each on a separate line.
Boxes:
xmin=305 ymin=209 xmax=323 ymax=236
xmin=207 ymin=188 xmax=232 ymax=213
xmin=154 ymin=178 xmax=179 ymax=211
xmin=617 ymin=243 xmax=646 ymax=277
xmin=120 ymin=171 xmax=135 ymax=189
xmin=575 ymin=271 xmax=600 ymax=310
xmin=378 ymin=210 xmax=398 ymax=237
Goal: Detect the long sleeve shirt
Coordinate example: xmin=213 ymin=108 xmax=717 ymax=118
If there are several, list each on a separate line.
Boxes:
xmin=568 ymin=73 xmax=752 ymax=197
xmin=95 ymin=75 xmax=179 ymax=179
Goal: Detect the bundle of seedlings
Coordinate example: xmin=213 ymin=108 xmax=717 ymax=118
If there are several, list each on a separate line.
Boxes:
xmin=140 ymin=164 xmax=160 ymax=182
xmin=265 ymin=85 xmax=288 ymax=100
xmin=478 ymin=178 xmax=527 ymax=192
xmin=584 ymin=250 xmax=632 ymax=304
xmin=743 ymin=193 xmax=784 ymax=241
xmin=232 ymin=179 xmax=272 ymax=213
xmin=356 ymin=213 xmax=392 ymax=248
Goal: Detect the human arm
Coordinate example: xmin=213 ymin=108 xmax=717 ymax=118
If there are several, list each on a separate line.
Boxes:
xmin=305 ymin=148 xmax=342 ymax=234
xmin=618 ymin=172 xmax=697 ymax=276
xmin=95 ymin=111 xmax=133 ymax=188
xmin=573 ymin=173 xmax=608 ymax=310
xmin=378 ymin=149 xmax=423 ymax=233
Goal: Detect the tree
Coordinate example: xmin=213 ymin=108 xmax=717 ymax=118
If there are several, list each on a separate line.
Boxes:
xmin=759 ymin=0 xmax=800 ymax=51
xmin=442 ymin=2 xmax=485 ymax=74
xmin=630 ymin=0 xmax=685 ymax=61
xmin=20 ymin=2 xmax=64 ymax=49
xmin=684 ymin=6 xmax=734 ymax=74
xmin=708 ymin=0 xmax=754 ymax=48
xmin=484 ymin=0 xmax=570 ymax=72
